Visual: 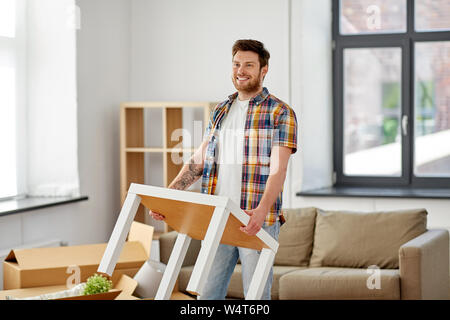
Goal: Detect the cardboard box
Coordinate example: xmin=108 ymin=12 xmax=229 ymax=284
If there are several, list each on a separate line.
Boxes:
xmin=3 ymin=222 xmax=153 ymax=290
xmin=110 ymin=267 xmax=141 ymax=284
xmin=114 ymin=273 xmax=139 ymax=300
xmin=0 ymin=274 xmax=138 ymax=300
xmin=140 ymin=292 xmax=195 ymax=300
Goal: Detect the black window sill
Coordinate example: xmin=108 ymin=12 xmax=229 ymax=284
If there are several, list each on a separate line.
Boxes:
xmin=0 ymin=195 xmax=89 ymax=217
xmin=296 ymin=186 xmax=450 ymax=199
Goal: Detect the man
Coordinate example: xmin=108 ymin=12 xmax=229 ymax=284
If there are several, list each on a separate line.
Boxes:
xmin=150 ymin=39 xmax=297 ymax=300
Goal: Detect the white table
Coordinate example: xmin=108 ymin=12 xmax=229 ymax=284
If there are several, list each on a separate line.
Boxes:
xmin=98 ymin=183 xmax=279 ymax=300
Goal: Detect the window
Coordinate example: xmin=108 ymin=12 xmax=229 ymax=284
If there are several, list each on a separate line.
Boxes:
xmin=333 ymin=0 xmax=450 ymax=187
xmin=0 ymin=0 xmax=25 ymax=199
xmin=0 ymin=0 xmax=79 ymax=201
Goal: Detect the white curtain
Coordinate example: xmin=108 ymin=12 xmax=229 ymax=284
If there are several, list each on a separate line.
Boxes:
xmin=26 ymin=0 xmax=80 ymax=197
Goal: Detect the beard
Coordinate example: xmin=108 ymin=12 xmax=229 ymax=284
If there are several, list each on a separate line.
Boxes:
xmin=232 ymin=72 xmax=263 ymax=93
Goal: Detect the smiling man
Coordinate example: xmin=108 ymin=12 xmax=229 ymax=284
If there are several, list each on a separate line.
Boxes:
xmin=150 ymin=39 xmax=298 ymax=300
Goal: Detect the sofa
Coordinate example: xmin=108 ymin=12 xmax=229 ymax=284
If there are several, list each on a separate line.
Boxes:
xmin=159 ymin=207 xmax=450 ymax=300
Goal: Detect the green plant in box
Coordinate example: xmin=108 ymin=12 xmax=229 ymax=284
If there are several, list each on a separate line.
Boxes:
xmin=83 ymin=273 xmax=113 ymax=295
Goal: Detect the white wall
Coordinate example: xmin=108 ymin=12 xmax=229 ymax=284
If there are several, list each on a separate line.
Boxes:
xmin=290 ymin=0 xmax=334 ymax=194
xmin=129 ymin=0 xmax=290 ymax=102
xmin=75 ymin=0 xmax=131 ymax=243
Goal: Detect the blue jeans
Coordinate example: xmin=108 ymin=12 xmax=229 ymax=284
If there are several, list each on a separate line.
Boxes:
xmin=198 ymin=221 xmax=280 ymax=300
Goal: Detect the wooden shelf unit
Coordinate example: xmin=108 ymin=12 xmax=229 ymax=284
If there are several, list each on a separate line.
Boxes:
xmin=120 ymin=101 xmax=216 ymax=228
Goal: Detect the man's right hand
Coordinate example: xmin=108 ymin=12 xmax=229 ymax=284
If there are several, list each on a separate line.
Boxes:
xmin=149 ymin=210 xmax=165 ymax=221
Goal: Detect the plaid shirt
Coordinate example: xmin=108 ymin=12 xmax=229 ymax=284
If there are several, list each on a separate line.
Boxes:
xmin=201 ymin=87 xmax=298 ymax=227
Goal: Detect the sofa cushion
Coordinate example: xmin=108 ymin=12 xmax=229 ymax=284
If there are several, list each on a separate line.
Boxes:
xmin=226 ymin=264 xmax=306 ymax=300
xmin=275 ymin=207 xmax=317 ymax=266
xmin=178 ymin=265 xmax=194 ymax=295
xmin=178 ymin=264 xmax=305 ymax=299
xmin=159 ymin=231 xmax=201 ymax=267
xmin=309 ymin=208 xmax=427 ymax=269
xmin=279 ymin=267 xmax=400 ymax=300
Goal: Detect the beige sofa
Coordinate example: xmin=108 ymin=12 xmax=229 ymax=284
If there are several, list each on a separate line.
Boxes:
xmin=159 ymin=207 xmax=449 ymax=300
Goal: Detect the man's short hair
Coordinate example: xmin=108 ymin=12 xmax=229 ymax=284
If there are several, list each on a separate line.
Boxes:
xmin=232 ymin=39 xmax=270 ymax=69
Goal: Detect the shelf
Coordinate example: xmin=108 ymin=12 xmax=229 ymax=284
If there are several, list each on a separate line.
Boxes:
xmin=125 ymin=147 xmax=165 ymax=153
xmin=120 ymin=101 xmax=216 ymax=231
xmin=121 ymin=101 xmax=216 ymax=108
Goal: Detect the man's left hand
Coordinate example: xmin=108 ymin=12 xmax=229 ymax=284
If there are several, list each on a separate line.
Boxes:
xmin=240 ymin=206 xmax=267 ymax=236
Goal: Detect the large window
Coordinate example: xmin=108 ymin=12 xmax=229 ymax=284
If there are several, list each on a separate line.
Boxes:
xmin=0 ymin=0 xmax=79 ymax=201
xmin=0 ymin=0 xmax=25 ymax=199
xmin=333 ymin=0 xmax=450 ymax=187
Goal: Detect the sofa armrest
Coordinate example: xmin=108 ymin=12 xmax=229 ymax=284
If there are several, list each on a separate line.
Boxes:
xmin=159 ymin=231 xmax=201 ymax=267
xmin=399 ymin=229 xmax=449 ymax=300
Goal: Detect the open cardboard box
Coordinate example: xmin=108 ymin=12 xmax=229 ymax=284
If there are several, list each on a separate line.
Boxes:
xmin=0 ymin=274 xmax=138 ymax=300
xmin=3 ymin=222 xmax=153 ymax=290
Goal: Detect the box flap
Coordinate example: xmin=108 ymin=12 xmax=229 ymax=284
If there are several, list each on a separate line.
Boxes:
xmin=114 ymin=275 xmax=138 ymax=299
xmin=4 ymin=244 xmax=104 ymax=268
xmin=128 ymin=222 xmax=153 ymax=258
xmin=4 ymin=242 xmax=147 ymax=269
xmin=117 ymin=242 xmax=148 ymax=265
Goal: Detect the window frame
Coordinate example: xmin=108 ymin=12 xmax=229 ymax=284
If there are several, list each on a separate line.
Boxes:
xmin=332 ymin=0 xmax=450 ymax=188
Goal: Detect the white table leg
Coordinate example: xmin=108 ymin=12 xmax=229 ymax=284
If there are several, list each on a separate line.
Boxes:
xmin=245 ymin=248 xmax=276 ymax=300
xmin=155 ymin=233 xmax=191 ymax=300
xmin=98 ymin=192 xmax=141 ymax=276
xmin=186 ymin=206 xmax=229 ymax=296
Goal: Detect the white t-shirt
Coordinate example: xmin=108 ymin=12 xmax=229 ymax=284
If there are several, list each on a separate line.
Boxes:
xmin=214 ymin=98 xmax=249 ymax=206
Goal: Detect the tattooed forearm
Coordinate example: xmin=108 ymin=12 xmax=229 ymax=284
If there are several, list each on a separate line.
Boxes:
xmin=188 ymin=158 xmax=203 ymax=177
xmin=169 ymin=158 xmax=203 ymax=190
